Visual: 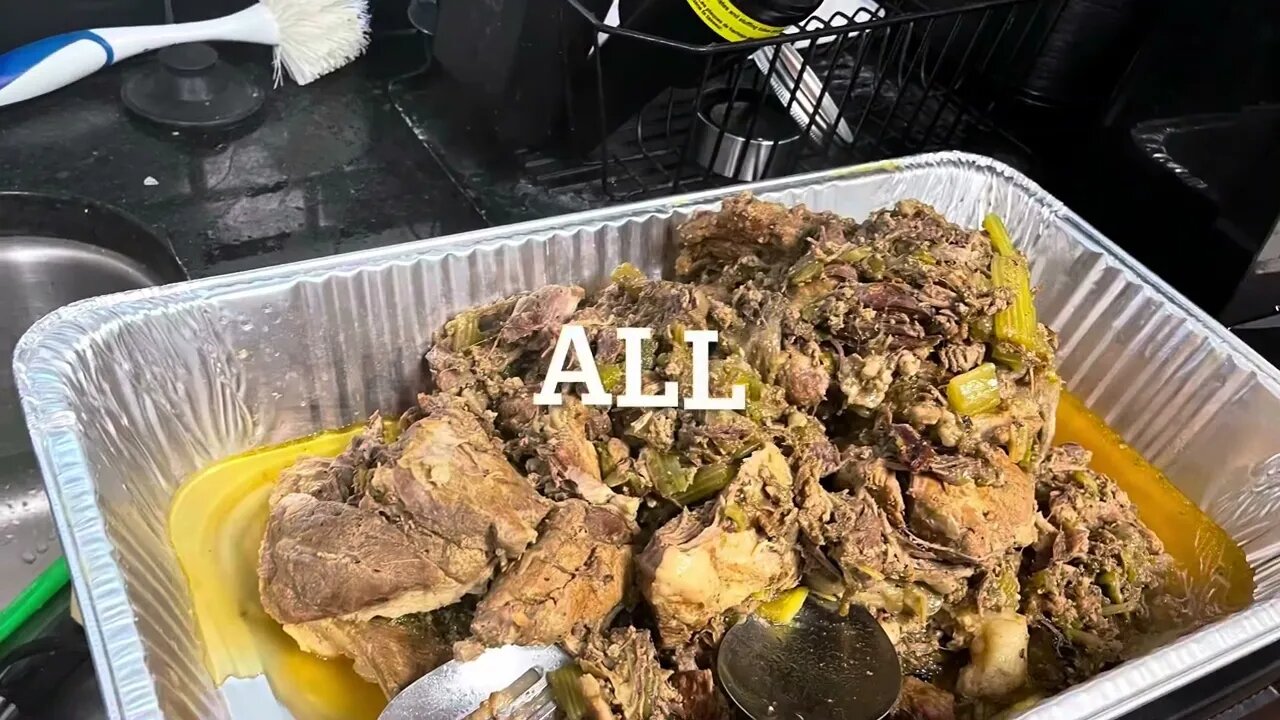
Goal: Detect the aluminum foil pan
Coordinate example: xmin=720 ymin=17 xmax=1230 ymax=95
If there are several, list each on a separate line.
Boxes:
xmin=15 ymin=152 xmax=1280 ymax=719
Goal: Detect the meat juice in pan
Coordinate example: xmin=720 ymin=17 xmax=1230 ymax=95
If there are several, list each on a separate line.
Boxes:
xmin=165 ymin=197 xmax=1254 ymax=717
xmin=170 ymin=425 xmax=388 ymax=720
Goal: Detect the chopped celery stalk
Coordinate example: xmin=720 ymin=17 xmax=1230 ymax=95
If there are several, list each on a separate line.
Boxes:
xmin=1096 ymin=571 xmax=1123 ymax=604
xmin=788 ymin=256 xmax=824 ymax=285
xmin=1008 ymin=423 xmax=1031 ymax=467
xmin=669 ymin=322 xmax=687 ymax=346
xmin=723 ymin=503 xmax=748 ymax=531
xmin=1101 ymin=600 xmax=1140 ymax=616
xmin=597 ymin=363 xmax=625 ymax=394
xmin=647 ymin=451 xmax=692 ymax=500
xmin=610 ymin=262 xmax=647 ymax=288
xmin=992 ymin=254 xmax=1040 ymax=354
xmin=991 ymin=343 xmax=1025 ymax=370
xmin=672 ymin=463 xmax=735 ymax=506
xmin=548 ymin=665 xmax=588 ymax=720
xmin=757 ymin=587 xmax=809 ymax=625
xmin=984 ymin=213 xmax=1017 ymax=258
xmin=444 ymin=311 xmax=481 ymax=349
xmin=595 ymin=442 xmax=619 ymax=478
xmin=947 ymin=363 xmax=1001 ymax=416
xmin=838 ymin=246 xmax=872 ymax=263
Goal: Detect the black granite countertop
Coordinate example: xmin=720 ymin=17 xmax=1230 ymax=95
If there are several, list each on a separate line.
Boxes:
xmin=0 ymin=33 xmax=488 ymax=280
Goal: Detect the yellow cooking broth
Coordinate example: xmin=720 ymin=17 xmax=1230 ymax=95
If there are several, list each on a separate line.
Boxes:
xmin=1055 ymin=390 xmax=1254 ymax=612
xmin=168 ymin=426 xmax=387 ymax=720
xmin=167 ymin=394 xmax=1252 ymax=719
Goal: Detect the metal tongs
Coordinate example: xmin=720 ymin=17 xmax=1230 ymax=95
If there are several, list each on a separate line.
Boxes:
xmin=380 ymin=600 xmax=900 ymax=720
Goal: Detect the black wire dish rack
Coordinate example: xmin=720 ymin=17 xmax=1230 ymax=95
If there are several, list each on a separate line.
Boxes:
xmin=519 ymin=0 xmax=1070 ymax=202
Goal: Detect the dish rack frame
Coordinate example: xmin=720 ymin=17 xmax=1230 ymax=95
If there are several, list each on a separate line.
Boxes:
xmin=521 ymin=0 xmax=1069 ymax=201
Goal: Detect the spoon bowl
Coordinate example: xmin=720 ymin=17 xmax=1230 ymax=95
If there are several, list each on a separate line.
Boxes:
xmin=718 ymin=601 xmax=902 ymax=720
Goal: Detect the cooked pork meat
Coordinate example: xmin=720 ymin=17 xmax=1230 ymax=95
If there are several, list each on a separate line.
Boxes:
xmin=288 ymin=609 xmax=470 ymax=696
xmin=1021 ymin=445 xmax=1174 ymax=689
xmin=258 ymin=195 xmax=1204 ymax=718
xmin=467 ymin=500 xmax=636 ymax=651
xmin=566 ymin=627 xmax=729 ymax=720
xmin=894 ymin=677 xmax=955 ymax=720
xmin=638 ymin=444 xmax=801 ymax=649
xmin=905 ymin=449 xmax=1037 ymax=561
xmin=258 ymin=400 xmax=549 ymax=696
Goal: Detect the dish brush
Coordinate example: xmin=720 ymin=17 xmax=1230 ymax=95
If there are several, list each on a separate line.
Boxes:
xmin=0 ymin=0 xmax=369 ymax=107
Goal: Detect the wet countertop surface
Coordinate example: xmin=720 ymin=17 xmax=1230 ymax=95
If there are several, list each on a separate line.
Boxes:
xmin=0 ymin=36 xmax=489 ymax=280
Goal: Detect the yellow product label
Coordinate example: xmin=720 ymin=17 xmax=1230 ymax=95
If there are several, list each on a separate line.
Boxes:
xmin=686 ymin=0 xmax=786 ymax=42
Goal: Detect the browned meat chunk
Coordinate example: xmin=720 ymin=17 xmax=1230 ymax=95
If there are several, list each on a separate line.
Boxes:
xmin=906 ymin=450 xmax=1036 ymax=560
xmin=467 ymin=500 xmax=636 ymax=650
xmin=567 ymin=627 xmax=726 ymax=720
xmin=638 ymin=444 xmax=801 ymax=649
xmin=287 ymin=610 xmax=469 ymax=696
xmin=259 ymin=401 xmax=550 ymax=693
xmin=676 ymin=193 xmax=841 ymax=282
xmin=893 ymin=677 xmax=955 ymax=720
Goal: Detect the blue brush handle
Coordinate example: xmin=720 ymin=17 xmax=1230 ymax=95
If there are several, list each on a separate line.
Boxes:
xmin=0 ymin=8 xmax=280 ymax=108
xmin=0 ymin=31 xmax=116 ymax=107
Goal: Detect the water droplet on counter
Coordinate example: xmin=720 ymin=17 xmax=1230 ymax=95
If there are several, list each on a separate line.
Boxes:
xmin=20 ymin=551 xmax=35 ymax=564
xmin=36 ymin=540 xmax=49 ymax=553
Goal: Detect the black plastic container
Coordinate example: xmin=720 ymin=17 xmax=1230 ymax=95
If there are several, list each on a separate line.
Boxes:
xmin=432 ymin=0 xmax=611 ymax=148
xmin=569 ymin=0 xmax=825 ymax=152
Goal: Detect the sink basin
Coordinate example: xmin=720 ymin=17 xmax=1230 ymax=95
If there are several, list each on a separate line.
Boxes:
xmin=0 ymin=192 xmax=186 ymax=638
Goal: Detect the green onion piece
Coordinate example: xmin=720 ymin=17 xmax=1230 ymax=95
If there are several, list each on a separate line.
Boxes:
xmin=443 ymin=311 xmax=481 ymax=349
xmin=984 ymin=213 xmax=1017 ymax=258
xmin=947 ymin=363 xmax=1001 ymax=416
xmin=547 ymin=665 xmax=588 ymax=720
xmin=672 ymin=463 xmax=735 ymax=506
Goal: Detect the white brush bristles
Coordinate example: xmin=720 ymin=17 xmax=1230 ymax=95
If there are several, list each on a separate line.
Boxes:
xmin=260 ymin=0 xmax=370 ymax=86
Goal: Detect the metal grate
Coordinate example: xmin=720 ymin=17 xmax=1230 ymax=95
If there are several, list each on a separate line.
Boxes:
xmin=519 ymin=0 xmax=1068 ymax=201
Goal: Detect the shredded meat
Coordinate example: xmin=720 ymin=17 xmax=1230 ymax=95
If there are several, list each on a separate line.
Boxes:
xmin=256 ymin=195 xmax=1203 ymax=718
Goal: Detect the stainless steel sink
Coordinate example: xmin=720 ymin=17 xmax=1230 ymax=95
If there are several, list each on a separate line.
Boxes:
xmin=0 ymin=192 xmax=185 ymax=633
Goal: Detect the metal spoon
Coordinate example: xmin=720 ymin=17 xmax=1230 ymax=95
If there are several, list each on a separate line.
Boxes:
xmin=380 ymin=644 xmax=570 ymax=720
xmin=718 ymin=601 xmax=902 ymax=720
xmin=381 ymin=602 xmax=900 ymax=720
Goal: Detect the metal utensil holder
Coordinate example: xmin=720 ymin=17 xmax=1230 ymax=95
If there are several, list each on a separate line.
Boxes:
xmin=522 ymin=0 xmax=1069 ymax=201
